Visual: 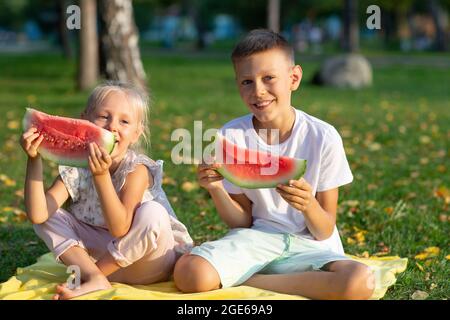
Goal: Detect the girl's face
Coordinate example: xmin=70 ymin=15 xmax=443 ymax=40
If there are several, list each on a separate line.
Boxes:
xmin=86 ymin=91 xmax=142 ymax=159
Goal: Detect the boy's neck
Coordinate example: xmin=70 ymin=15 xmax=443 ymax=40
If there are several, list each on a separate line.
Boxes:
xmin=252 ymin=107 xmax=296 ymax=145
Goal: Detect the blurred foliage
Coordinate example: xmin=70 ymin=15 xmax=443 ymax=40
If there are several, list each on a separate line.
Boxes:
xmin=1 ymin=0 xmax=449 ymax=32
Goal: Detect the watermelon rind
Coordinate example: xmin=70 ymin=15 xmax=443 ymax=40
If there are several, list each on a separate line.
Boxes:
xmin=23 ymin=108 xmax=116 ymax=168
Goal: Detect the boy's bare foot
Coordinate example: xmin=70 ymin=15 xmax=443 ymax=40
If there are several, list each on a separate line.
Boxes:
xmin=53 ymin=274 xmax=112 ymax=300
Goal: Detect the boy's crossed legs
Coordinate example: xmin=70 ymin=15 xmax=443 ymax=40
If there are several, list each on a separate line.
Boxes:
xmin=174 ymin=228 xmax=374 ymax=300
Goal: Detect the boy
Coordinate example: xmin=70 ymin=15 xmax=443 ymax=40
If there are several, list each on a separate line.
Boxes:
xmin=173 ymin=29 xmax=374 ymax=300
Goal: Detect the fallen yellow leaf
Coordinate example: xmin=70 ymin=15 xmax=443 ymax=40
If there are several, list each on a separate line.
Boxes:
xmin=162 ymin=176 xmax=176 ymax=186
xmin=359 ymin=251 xmax=370 ymax=258
xmin=12 ymin=211 xmax=27 ymax=223
xmin=15 ymin=189 xmax=24 ymax=198
xmin=419 ymin=135 xmax=431 ymax=144
xmin=354 ymin=231 xmax=367 ymax=243
xmin=415 ymin=253 xmax=429 ymax=260
xmin=415 ymin=246 xmax=440 ymax=261
xmin=343 ymin=200 xmax=359 ymax=207
xmin=7 ymin=120 xmax=19 ymax=130
xmin=415 ymin=262 xmax=424 ymax=272
xmin=181 ymin=181 xmax=198 ymax=192
xmin=4 ymin=178 xmax=16 ymax=187
xmin=366 ymin=200 xmax=376 ymax=208
xmin=434 ymin=186 xmax=450 ymax=204
xmin=424 ymin=246 xmax=440 ymax=255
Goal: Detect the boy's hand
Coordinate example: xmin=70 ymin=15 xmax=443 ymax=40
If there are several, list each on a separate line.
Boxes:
xmin=197 ymin=161 xmax=224 ymax=191
xmin=276 ymin=178 xmax=313 ymax=213
xmin=20 ymin=127 xmax=44 ymax=159
xmin=88 ymin=142 xmax=112 ymax=176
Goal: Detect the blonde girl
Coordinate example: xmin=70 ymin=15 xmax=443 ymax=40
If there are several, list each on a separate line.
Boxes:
xmin=21 ymin=82 xmax=192 ymax=299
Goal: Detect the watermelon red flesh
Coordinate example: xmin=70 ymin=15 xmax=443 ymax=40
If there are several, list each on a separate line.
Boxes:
xmin=22 ymin=108 xmax=116 ymax=167
xmin=216 ymin=136 xmax=307 ymax=189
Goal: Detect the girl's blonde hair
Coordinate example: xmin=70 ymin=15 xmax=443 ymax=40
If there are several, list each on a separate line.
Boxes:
xmin=84 ymin=81 xmax=151 ymax=153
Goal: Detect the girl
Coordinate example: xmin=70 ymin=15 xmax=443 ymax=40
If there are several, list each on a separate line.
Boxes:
xmin=21 ymin=82 xmax=193 ymax=300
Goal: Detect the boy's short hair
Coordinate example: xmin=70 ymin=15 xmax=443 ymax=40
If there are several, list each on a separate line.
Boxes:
xmin=231 ymin=29 xmax=294 ymax=64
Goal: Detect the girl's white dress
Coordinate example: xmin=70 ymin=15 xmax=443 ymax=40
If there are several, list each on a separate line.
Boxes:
xmin=59 ymin=149 xmax=193 ymax=255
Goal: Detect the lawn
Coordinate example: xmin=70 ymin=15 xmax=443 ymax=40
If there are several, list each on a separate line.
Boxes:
xmin=0 ymin=52 xmax=448 ymax=299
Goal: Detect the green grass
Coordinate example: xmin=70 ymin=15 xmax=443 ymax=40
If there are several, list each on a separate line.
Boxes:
xmin=0 ymin=52 xmax=448 ymax=299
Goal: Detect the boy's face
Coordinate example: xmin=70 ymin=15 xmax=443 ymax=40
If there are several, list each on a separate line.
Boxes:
xmin=234 ymin=48 xmax=302 ymax=125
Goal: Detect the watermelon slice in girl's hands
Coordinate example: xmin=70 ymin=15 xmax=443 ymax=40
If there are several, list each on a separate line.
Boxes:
xmin=22 ymin=108 xmax=116 ymax=167
xmin=215 ymin=135 xmax=307 ymax=189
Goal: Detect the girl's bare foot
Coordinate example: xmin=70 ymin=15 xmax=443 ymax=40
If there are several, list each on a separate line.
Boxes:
xmin=53 ymin=274 xmax=112 ymax=300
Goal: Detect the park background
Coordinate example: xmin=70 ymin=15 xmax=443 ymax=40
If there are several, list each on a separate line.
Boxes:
xmin=0 ymin=0 xmax=448 ymax=300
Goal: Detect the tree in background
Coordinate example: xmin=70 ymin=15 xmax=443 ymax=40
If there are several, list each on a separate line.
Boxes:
xmin=429 ymin=0 xmax=448 ymax=51
xmin=100 ymin=0 xmax=148 ymax=92
xmin=77 ymin=0 xmax=99 ymax=91
xmin=267 ymin=0 xmax=280 ymax=32
xmin=342 ymin=0 xmax=359 ymax=52
xmin=58 ymin=0 xmax=72 ymax=59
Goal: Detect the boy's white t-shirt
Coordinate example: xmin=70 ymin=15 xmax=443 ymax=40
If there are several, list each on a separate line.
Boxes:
xmin=219 ymin=108 xmax=353 ymax=255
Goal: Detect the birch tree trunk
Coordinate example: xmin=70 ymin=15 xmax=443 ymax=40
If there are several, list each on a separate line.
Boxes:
xmin=100 ymin=0 xmax=148 ymax=92
xmin=77 ymin=0 xmax=99 ymax=90
xmin=267 ymin=0 xmax=280 ymax=33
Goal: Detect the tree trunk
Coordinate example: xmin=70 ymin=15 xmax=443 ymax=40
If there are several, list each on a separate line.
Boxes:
xmin=100 ymin=0 xmax=148 ymax=92
xmin=267 ymin=0 xmax=280 ymax=33
xmin=429 ymin=0 xmax=448 ymax=51
xmin=58 ymin=0 xmax=72 ymax=59
xmin=342 ymin=0 xmax=359 ymax=52
xmin=184 ymin=0 xmax=206 ymax=50
xmin=77 ymin=0 xmax=99 ymax=91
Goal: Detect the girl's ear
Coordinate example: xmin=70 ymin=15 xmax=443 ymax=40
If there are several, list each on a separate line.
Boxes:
xmin=290 ymin=65 xmax=303 ymax=91
xmin=131 ymin=124 xmax=144 ymax=144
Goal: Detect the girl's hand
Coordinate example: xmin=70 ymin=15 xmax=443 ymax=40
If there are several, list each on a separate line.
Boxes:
xmin=88 ymin=142 xmax=112 ymax=176
xmin=20 ymin=127 xmax=44 ymax=159
xmin=276 ymin=178 xmax=313 ymax=213
xmin=197 ymin=161 xmax=224 ymax=191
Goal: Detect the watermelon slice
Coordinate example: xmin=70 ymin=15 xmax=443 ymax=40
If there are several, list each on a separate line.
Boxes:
xmin=215 ymin=135 xmax=307 ymax=189
xmin=22 ymin=108 xmax=116 ymax=167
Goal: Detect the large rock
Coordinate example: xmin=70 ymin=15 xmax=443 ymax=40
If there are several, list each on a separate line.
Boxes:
xmin=312 ymin=54 xmax=372 ymax=89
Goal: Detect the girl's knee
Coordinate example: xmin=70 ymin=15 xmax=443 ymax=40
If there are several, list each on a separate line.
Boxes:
xmin=132 ymin=201 xmax=171 ymax=232
xmin=174 ymin=254 xmax=221 ymax=293
xmin=341 ymin=263 xmax=375 ymax=300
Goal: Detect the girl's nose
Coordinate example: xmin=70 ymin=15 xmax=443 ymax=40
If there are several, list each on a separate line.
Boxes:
xmin=107 ymin=120 xmax=119 ymax=132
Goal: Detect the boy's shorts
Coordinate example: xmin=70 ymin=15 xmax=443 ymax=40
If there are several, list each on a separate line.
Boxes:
xmin=190 ymin=227 xmax=350 ymax=288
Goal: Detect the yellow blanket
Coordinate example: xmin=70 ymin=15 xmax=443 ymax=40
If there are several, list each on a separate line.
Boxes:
xmin=0 ymin=253 xmax=407 ymax=300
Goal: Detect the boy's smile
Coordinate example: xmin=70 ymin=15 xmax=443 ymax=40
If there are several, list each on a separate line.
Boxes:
xmin=234 ymin=48 xmax=302 ymax=129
